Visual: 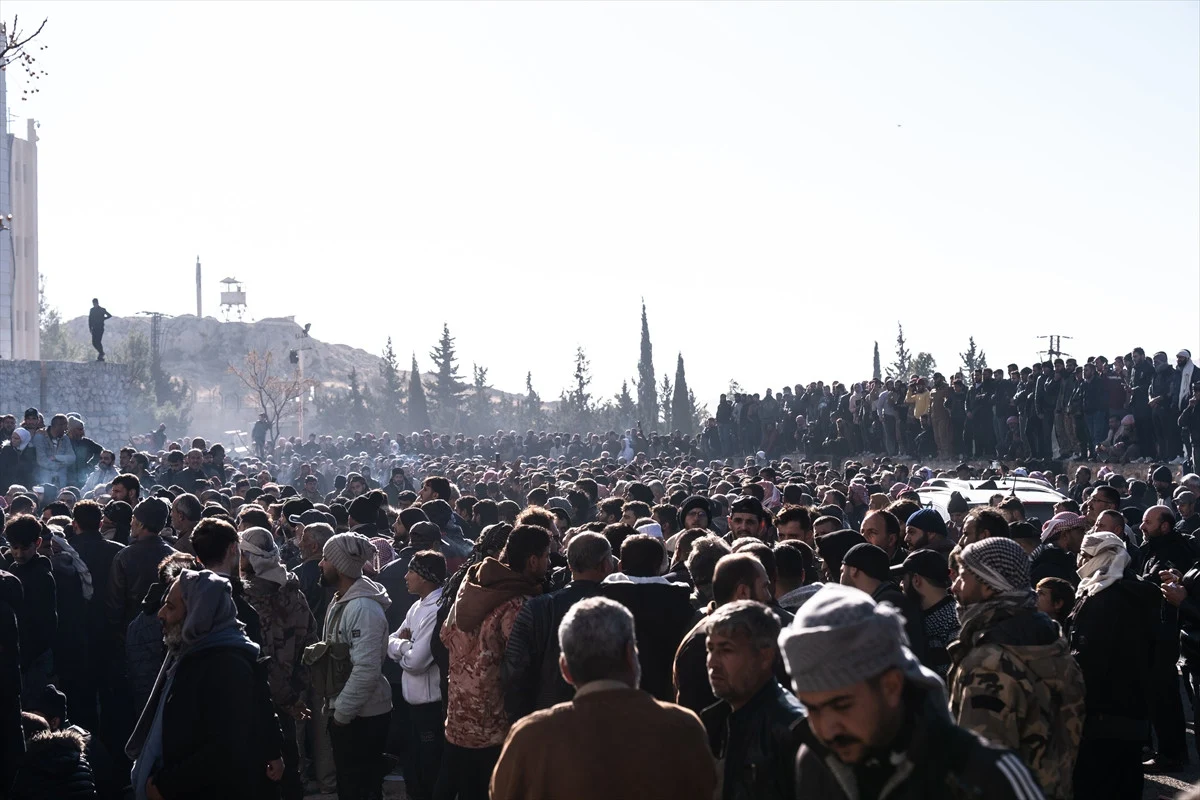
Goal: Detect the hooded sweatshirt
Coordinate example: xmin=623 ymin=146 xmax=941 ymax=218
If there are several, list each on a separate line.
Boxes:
xmin=323 ymin=575 xmax=392 ymax=723
xmin=441 ymin=557 xmax=541 ymax=748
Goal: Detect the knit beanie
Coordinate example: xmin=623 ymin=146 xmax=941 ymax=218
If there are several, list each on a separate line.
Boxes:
xmin=347 ymin=494 xmax=380 ymax=526
xmin=814 ymin=529 xmax=865 ymax=576
xmin=779 ymin=583 xmax=908 ymax=694
xmin=322 ymin=532 xmax=374 ymax=580
xmin=422 ymin=499 xmax=453 ymax=530
xmin=959 ymin=537 xmax=1030 ymax=593
xmin=946 ymin=491 xmax=969 ymax=515
xmin=906 ymin=508 xmax=948 ymax=539
xmin=679 ymin=495 xmax=712 ymax=528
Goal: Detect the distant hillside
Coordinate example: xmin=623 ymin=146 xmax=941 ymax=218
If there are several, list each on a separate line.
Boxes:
xmin=64 ymin=314 xmax=418 ymax=395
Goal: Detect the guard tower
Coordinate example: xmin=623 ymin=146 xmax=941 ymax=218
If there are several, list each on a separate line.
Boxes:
xmin=219 ymin=277 xmax=247 ymax=321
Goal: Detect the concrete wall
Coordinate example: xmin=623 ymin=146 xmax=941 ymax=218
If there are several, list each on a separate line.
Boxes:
xmin=0 ymin=360 xmax=130 ymax=448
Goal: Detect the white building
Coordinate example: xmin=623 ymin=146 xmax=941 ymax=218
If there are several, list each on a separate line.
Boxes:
xmin=0 ymin=65 xmax=40 ymax=361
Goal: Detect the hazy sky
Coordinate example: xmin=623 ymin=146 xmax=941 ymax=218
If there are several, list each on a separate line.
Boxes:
xmin=8 ymin=0 xmax=1199 ymax=403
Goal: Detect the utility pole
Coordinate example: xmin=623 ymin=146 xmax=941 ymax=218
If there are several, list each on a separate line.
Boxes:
xmin=1036 ymin=334 xmax=1073 ymax=362
xmin=196 ymin=256 xmax=202 ymax=318
xmin=292 ymin=323 xmax=313 ymax=438
xmin=138 ymin=311 xmax=174 ymax=402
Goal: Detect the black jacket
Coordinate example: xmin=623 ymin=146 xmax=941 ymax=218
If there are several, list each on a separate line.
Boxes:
xmin=107 ymin=535 xmax=177 ymax=662
xmin=155 ymin=645 xmax=277 ymax=800
xmin=0 ymin=443 xmax=37 ymax=494
xmin=1066 ymin=571 xmax=1160 ymax=740
xmin=9 ymin=729 xmax=96 ymax=800
xmin=796 ymin=684 xmax=1045 ymax=800
xmin=599 ymin=579 xmax=697 ymax=701
xmin=292 ymin=559 xmax=333 ymax=632
xmin=871 ymin=581 xmax=929 ymax=667
xmin=3 ymin=554 xmax=57 ymax=670
xmin=1141 ymin=531 xmax=1198 ymax=633
xmin=502 ymin=579 xmax=602 ymax=722
xmin=0 ymin=570 xmax=24 ymax=791
xmin=1030 ymin=543 xmax=1079 ymax=588
xmin=702 ymin=680 xmax=805 ymax=800
xmin=71 ymin=530 xmax=124 ymax=674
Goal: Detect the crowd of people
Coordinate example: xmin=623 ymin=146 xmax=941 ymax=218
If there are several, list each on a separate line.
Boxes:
xmin=0 ymin=341 xmax=1197 ymax=800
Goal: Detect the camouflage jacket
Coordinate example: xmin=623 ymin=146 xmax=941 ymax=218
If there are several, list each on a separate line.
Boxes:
xmin=948 ymin=594 xmax=1085 ymax=800
xmin=244 ymin=573 xmax=318 ymax=714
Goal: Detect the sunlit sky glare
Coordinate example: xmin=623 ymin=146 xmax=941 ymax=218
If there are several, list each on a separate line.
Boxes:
xmin=7 ymin=0 xmax=1199 ymax=401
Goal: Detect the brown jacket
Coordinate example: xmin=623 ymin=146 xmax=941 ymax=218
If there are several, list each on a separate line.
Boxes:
xmin=441 ymin=558 xmax=540 ymax=748
xmin=490 ymin=682 xmax=716 ymax=800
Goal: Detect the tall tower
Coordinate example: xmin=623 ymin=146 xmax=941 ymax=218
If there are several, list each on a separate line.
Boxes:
xmin=0 ymin=68 xmax=41 ymax=360
xmin=196 ymin=256 xmax=202 ymax=317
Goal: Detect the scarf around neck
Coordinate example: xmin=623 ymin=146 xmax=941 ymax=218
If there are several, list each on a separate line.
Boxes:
xmin=1076 ymin=532 xmax=1130 ymax=598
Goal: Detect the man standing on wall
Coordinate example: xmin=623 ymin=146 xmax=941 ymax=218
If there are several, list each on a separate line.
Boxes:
xmin=89 ymin=298 xmax=113 ymax=362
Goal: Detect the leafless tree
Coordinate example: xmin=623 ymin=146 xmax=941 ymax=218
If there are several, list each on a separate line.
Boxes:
xmin=228 ymin=350 xmax=310 ymax=440
xmin=1 ymin=15 xmax=49 ymax=101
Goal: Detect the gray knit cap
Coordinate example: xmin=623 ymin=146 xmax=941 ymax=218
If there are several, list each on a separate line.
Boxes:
xmin=322 ymin=532 xmax=373 ymax=580
xmin=782 ymin=582 xmax=902 ymax=695
xmin=959 ymin=537 xmax=1030 ymax=594
xmin=780 ymin=583 xmax=930 ymax=696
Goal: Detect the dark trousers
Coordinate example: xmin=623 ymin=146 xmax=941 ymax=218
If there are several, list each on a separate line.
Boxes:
xmin=91 ymin=331 xmax=104 ymax=359
xmin=404 ymin=701 xmax=444 ymax=800
xmin=279 ymin=712 xmax=304 ymax=800
xmin=1151 ymin=633 xmax=1188 ymax=761
xmin=329 ymin=712 xmax=390 ymax=800
xmin=1073 ymin=738 xmax=1143 ymax=799
xmin=433 ymin=742 xmax=501 ymax=800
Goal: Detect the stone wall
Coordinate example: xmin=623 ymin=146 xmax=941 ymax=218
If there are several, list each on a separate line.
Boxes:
xmin=0 ymin=360 xmax=130 ymax=448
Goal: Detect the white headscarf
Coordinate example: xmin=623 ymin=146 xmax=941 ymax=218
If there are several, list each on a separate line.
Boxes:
xmin=1178 ymin=350 xmax=1196 ymax=409
xmin=11 ymin=428 xmax=31 ymax=452
xmin=237 ymin=526 xmax=289 ymax=585
xmin=1076 ymin=531 xmax=1130 ymax=598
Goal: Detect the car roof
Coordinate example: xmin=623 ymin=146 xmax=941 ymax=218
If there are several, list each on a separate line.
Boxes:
xmin=916 ymin=485 xmax=1067 ymax=521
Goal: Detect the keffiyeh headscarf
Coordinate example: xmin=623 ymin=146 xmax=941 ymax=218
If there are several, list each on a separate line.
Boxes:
xmin=237 ymin=527 xmax=289 ymax=585
xmin=1076 ymin=532 xmax=1131 ymax=598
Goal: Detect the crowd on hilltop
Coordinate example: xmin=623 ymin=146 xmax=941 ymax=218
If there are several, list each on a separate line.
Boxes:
xmin=0 ymin=343 xmax=1196 ymax=800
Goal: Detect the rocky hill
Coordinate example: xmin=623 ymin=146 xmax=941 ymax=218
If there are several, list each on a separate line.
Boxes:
xmin=64 ymin=314 xmax=404 ymax=394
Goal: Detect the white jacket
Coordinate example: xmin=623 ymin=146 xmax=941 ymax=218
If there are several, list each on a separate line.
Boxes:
xmin=323 ymin=576 xmax=393 ymax=723
xmin=387 ymin=587 xmax=443 ymax=705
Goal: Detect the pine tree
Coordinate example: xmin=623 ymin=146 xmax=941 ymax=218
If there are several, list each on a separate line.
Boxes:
xmin=522 ymin=372 xmax=542 ymax=427
xmin=377 ymin=337 xmax=405 ymax=433
xmin=615 ymin=380 xmax=637 ymax=422
xmin=671 ymin=353 xmax=693 ymax=434
xmin=888 ymin=323 xmax=912 ymax=379
xmin=345 ymin=367 xmax=372 ymax=432
xmin=873 ymin=341 xmax=882 ymax=382
xmin=408 ymin=353 xmax=431 ymax=431
xmin=471 ymin=363 xmax=491 ymax=429
xmin=959 ymin=336 xmax=989 ymax=381
xmin=427 ymin=323 xmax=467 ymax=427
xmin=570 ymin=347 xmax=593 ymax=416
xmin=635 ymin=301 xmax=658 ymax=425
xmin=912 ymin=352 xmax=938 ymax=380
xmin=688 ymin=389 xmax=708 ymax=430
xmin=659 ymin=372 xmax=673 ymax=431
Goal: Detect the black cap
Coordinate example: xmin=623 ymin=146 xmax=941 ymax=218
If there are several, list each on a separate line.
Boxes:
xmin=408 ymin=521 xmax=442 ymax=545
xmin=289 ymin=508 xmax=330 ymax=527
xmin=842 ymin=542 xmax=891 ymax=582
xmin=891 ymin=548 xmax=950 ymax=583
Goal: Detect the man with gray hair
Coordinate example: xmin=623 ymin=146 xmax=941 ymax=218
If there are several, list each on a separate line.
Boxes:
xmin=503 ymin=531 xmax=614 ymax=721
xmin=491 ymin=597 xmax=715 ymax=800
xmin=701 ymin=600 xmax=804 ymax=800
xmin=783 ymin=583 xmax=1042 ymax=799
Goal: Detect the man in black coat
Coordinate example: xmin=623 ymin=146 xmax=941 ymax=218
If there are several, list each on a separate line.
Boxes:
xmin=840 ymin=543 xmax=928 ymax=667
xmin=1140 ymin=505 xmax=1195 ymax=771
xmin=68 ymin=500 xmax=124 ymax=732
xmin=2 ymin=514 xmax=57 ymax=705
xmin=0 ymin=567 xmax=24 ymax=792
xmin=599 ymin=535 xmax=695 ymax=702
xmin=701 ymin=601 xmax=804 ymax=800
xmin=1067 ymin=531 xmax=1161 ymax=798
xmin=503 ymin=532 xmax=613 ymax=722
xmin=128 ymin=569 xmax=276 ymax=800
